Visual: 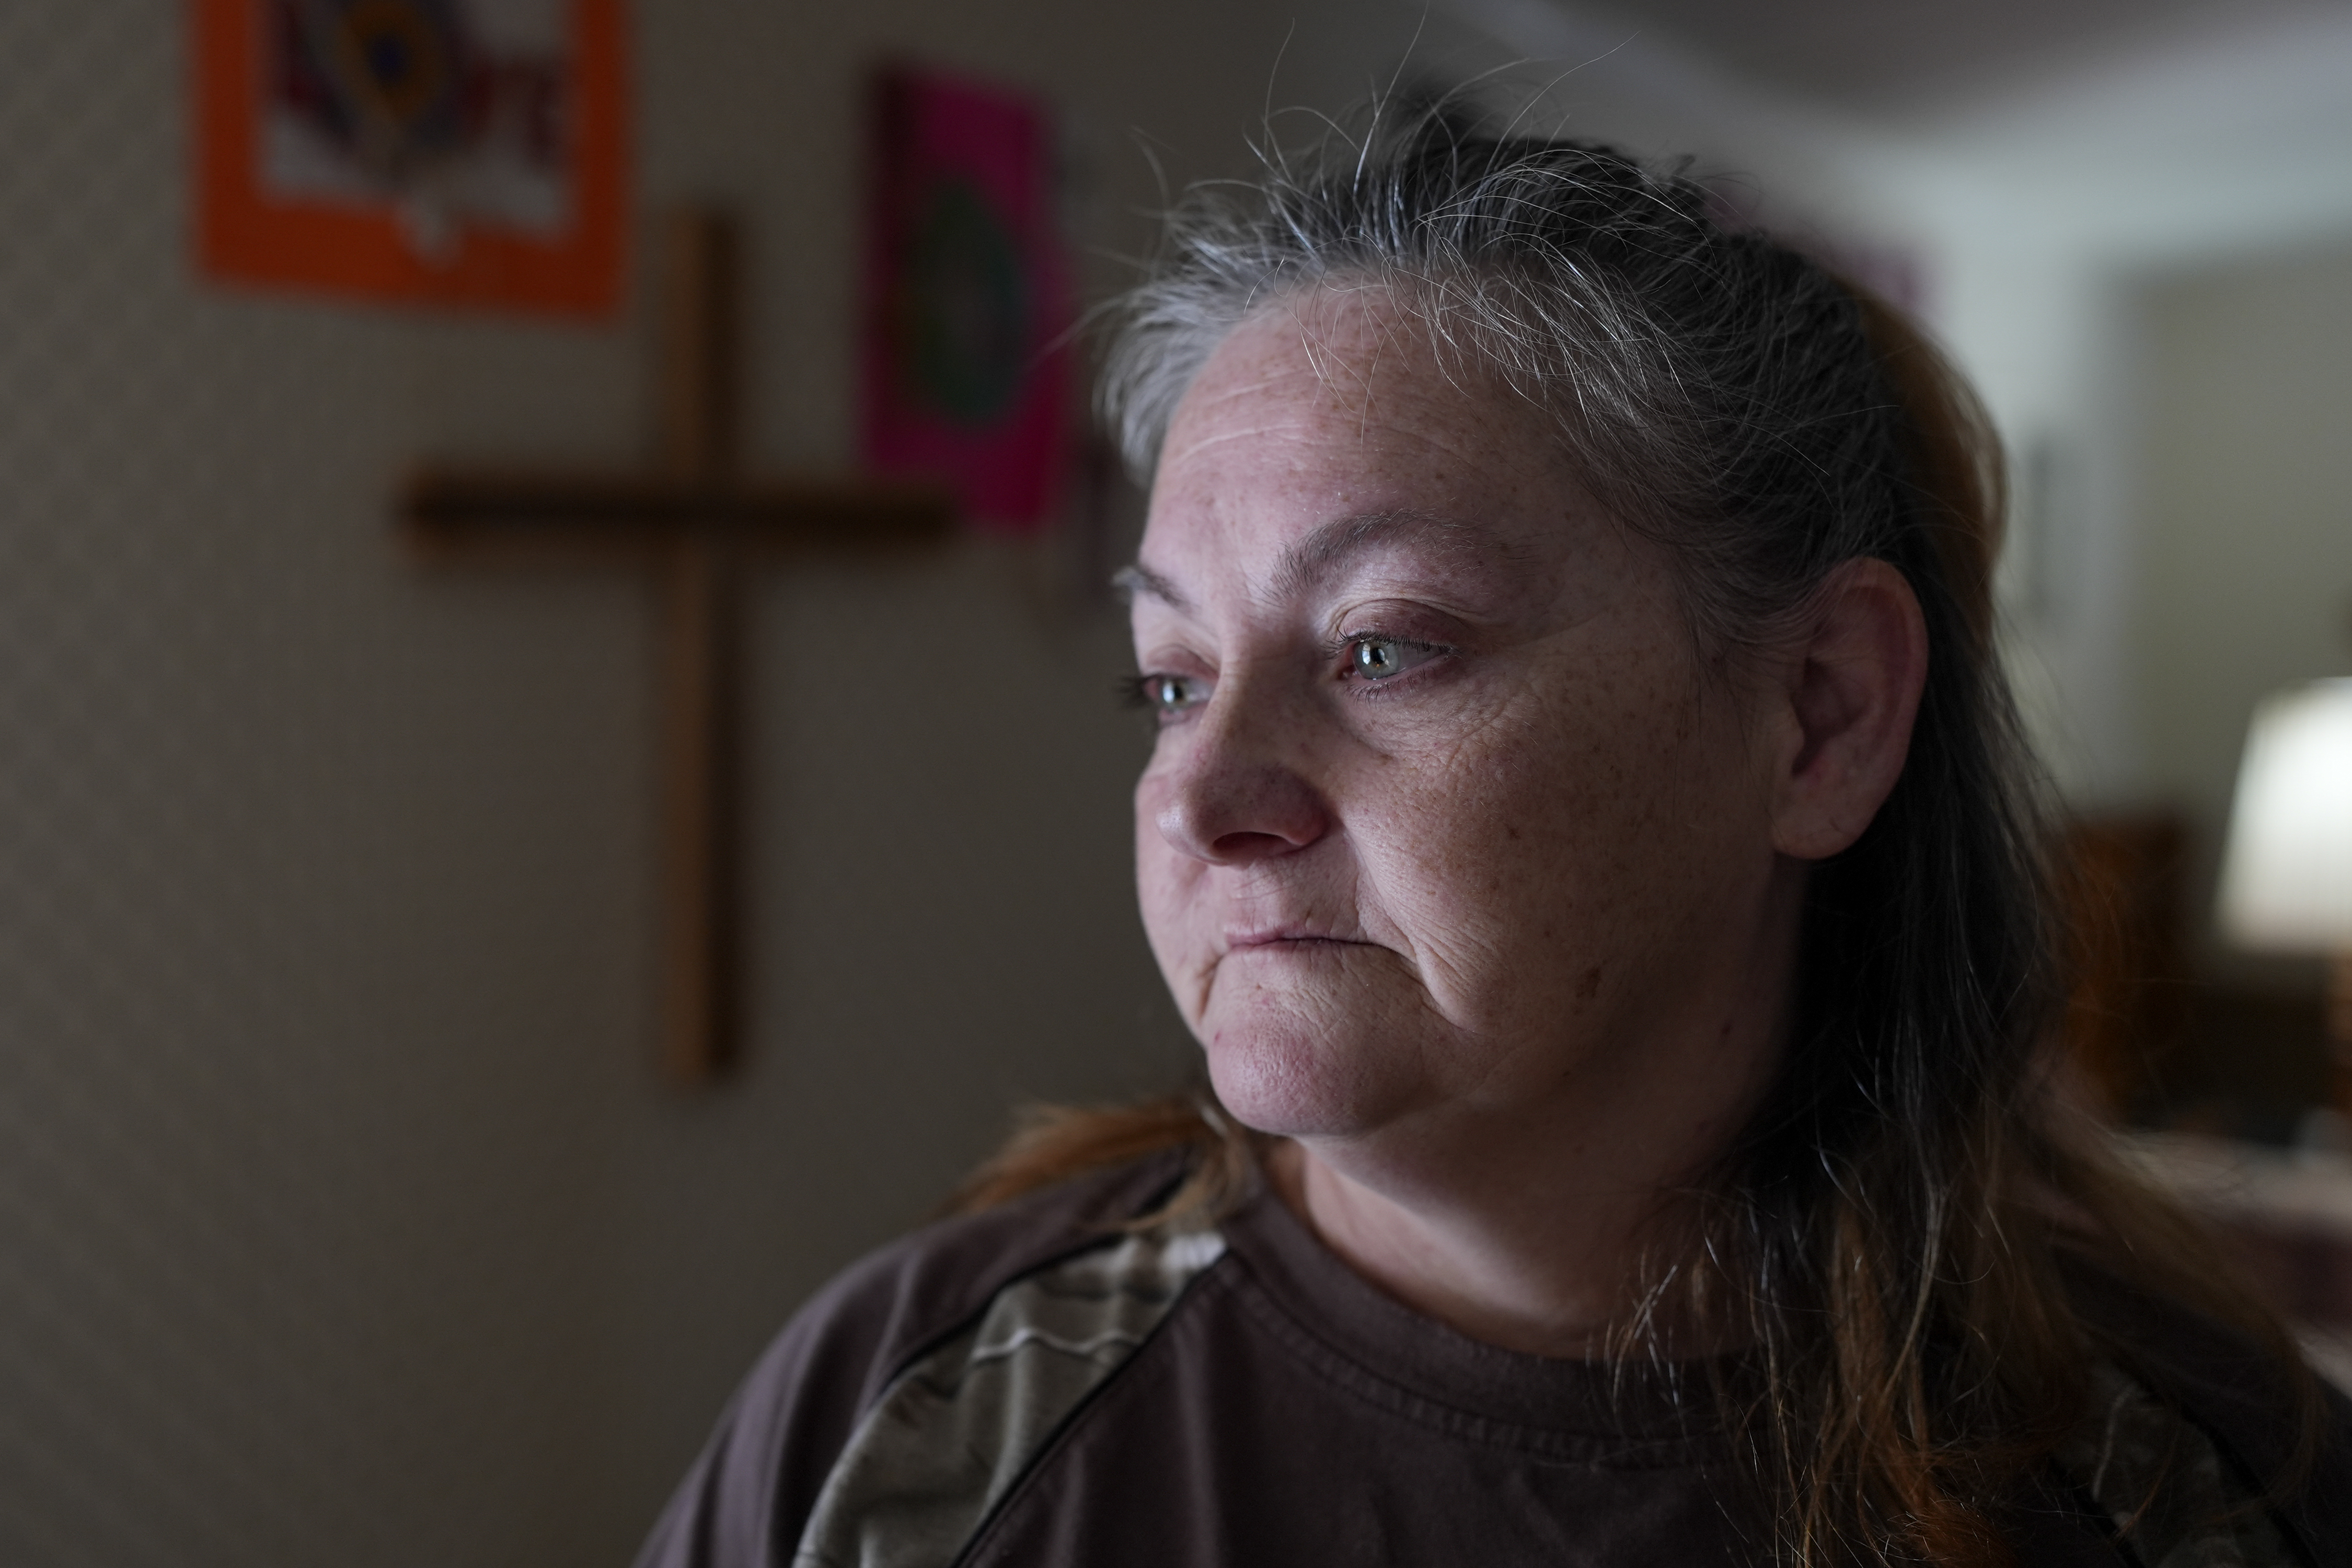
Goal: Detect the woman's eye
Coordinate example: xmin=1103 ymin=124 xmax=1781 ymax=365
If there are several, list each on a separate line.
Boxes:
xmin=1345 ymin=636 xmax=1443 ymax=682
xmin=1129 ymin=673 xmax=1210 ymax=718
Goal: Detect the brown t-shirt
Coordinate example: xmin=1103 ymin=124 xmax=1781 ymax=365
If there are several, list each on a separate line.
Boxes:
xmin=635 ymin=1152 xmax=2350 ymax=1567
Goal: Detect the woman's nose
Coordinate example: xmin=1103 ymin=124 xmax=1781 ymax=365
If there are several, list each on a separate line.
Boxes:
xmin=1151 ymin=688 xmax=1332 ymax=866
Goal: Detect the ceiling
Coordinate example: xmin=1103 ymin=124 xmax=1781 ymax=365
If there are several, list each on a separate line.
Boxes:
xmin=1581 ymin=0 xmax=2351 ymax=116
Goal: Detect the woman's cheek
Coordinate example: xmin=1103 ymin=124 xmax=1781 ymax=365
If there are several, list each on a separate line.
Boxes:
xmin=1133 ymin=843 xmax=1213 ymax=1012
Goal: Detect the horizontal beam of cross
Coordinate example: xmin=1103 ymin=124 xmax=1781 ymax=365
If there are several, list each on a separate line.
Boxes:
xmin=404 ymin=470 xmax=952 ymax=544
xmin=398 ymin=207 xmax=961 ymax=1086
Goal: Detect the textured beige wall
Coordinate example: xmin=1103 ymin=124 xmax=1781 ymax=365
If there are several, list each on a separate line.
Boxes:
xmin=2129 ymin=238 xmax=2352 ymax=972
xmin=0 ymin=3 xmax=1440 ymax=1562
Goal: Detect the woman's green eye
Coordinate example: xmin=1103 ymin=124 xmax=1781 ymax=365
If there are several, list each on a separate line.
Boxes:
xmin=1142 ymin=674 xmax=1207 ymax=712
xmin=1349 ymin=637 xmax=1436 ymax=680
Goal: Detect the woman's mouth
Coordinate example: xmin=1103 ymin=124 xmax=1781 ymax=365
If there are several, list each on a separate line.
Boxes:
xmin=1224 ymin=926 xmax=1367 ymax=951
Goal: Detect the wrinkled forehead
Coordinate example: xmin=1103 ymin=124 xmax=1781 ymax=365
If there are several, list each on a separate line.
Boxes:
xmin=1137 ymin=291 xmax=1615 ymax=615
xmin=1161 ymin=285 xmax=1501 ymax=446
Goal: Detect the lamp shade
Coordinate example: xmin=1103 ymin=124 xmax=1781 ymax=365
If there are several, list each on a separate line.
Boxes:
xmin=2217 ymin=677 xmax=2352 ymax=953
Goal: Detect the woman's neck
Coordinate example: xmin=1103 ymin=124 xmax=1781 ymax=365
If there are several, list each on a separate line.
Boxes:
xmin=1262 ymin=968 xmax=1792 ymax=1359
xmin=1265 ymin=1134 xmax=1716 ymax=1358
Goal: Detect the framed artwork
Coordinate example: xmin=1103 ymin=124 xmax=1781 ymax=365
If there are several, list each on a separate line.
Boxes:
xmin=861 ymin=64 xmax=1071 ymax=533
xmin=193 ymin=0 xmax=628 ymax=315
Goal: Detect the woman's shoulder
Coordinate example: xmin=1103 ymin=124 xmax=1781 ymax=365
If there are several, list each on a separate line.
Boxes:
xmin=797 ymin=1147 xmax=1197 ymax=1384
xmin=632 ymin=1148 xmax=1197 ymax=1568
xmin=2060 ymin=1256 xmax=2352 ymax=1564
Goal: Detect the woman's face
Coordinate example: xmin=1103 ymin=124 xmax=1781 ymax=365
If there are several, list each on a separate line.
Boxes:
xmin=1129 ymin=293 xmax=1799 ymax=1151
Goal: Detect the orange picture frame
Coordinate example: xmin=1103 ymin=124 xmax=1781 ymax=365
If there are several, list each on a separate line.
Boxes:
xmin=193 ymin=0 xmax=629 ymax=316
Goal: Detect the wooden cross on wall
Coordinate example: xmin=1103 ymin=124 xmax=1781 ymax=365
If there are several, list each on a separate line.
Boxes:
xmin=402 ymin=208 xmax=952 ymax=1085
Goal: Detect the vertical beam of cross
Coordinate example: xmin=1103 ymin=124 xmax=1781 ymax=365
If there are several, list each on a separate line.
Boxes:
xmin=657 ymin=211 xmax=743 ymax=1082
xmin=401 ymin=207 xmax=953 ymax=1086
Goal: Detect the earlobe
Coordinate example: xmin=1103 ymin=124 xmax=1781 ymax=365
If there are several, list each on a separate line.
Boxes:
xmin=1769 ymin=558 xmax=1930 ymax=861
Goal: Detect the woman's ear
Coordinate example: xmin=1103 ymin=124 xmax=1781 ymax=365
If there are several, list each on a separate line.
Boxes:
xmin=1768 ymin=557 xmax=1930 ymax=861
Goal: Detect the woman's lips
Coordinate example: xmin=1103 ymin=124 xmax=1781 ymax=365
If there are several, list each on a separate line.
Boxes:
xmin=1224 ymin=927 xmax=1367 ymax=950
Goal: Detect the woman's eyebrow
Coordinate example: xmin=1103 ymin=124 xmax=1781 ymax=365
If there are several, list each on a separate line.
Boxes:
xmin=1115 ymin=512 xmax=1517 ymax=616
xmin=1111 ymin=562 xmax=1194 ymax=614
xmin=1270 ymin=509 xmax=1500 ymax=601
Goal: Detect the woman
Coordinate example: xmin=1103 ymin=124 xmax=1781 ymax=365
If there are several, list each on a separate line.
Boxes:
xmin=639 ymin=114 xmax=2351 ymax=1567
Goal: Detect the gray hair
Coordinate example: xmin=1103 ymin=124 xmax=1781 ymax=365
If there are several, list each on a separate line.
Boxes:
xmin=1097 ymin=112 xmax=1990 ymax=656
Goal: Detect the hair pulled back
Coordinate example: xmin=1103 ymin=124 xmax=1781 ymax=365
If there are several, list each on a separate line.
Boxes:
xmin=967 ymin=105 xmax=2304 ymax=1566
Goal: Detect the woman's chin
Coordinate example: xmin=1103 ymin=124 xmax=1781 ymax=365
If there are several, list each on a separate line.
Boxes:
xmin=1200 ymin=1010 xmax=1401 ymax=1139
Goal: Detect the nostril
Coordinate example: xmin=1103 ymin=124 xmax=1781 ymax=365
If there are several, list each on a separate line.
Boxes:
xmin=1207 ymin=829 xmax=1300 ymax=864
xmin=1155 ymin=790 xmax=1328 ymax=866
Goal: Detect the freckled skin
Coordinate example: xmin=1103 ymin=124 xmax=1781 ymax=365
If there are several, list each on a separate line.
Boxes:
xmin=1129 ymin=291 xmax=1928 ymax=1354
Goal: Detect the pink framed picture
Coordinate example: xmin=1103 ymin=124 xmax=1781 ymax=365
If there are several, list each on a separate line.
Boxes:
xmin=861 ymin=65 xmax=1071 ymax=534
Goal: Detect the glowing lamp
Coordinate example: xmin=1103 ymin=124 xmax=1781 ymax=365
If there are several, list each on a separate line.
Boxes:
xmin=2217 ymin=677 xmax=2352 ymax=1077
